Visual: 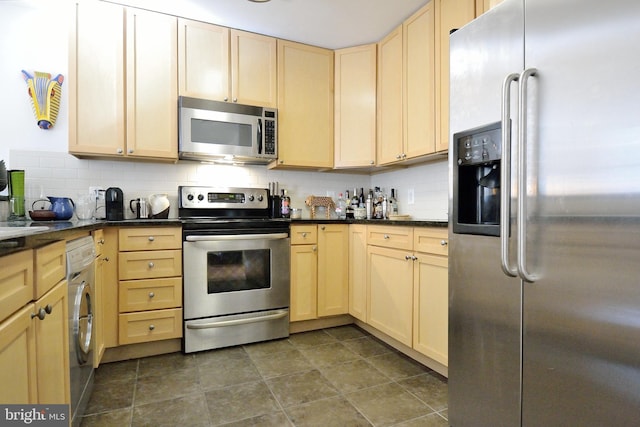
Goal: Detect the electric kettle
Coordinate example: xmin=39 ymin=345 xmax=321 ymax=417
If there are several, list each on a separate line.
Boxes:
xmin=149 ymin=193 xmax=170 ymax=219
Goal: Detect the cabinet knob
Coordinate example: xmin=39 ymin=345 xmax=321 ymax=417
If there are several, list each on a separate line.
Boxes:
xmin=383 ymin=234 xmax=390 ymax=239
xmin=279 ymin=159 xmax=284 ymax=164
xmin=233 ymin=98 xmax=238 ymax=103
xmin=148 ymin=262 xmax=155 ymax=268
xmin=149 ymin=292 xmax=155 ymax=299
xmin=117 ymin=148 xmax=124 ymax=154
xmin=321 ymin=226 xmax=326 ymax=231
xmin=103 ymin=256 xmax=110 ymax=262
xmin=402 ymin=153 xmax=407 ymax=159
xmin=370 ymin=160 xmax=375 ymax=165
xmin=312 ymin=246 xmax=317 ymax=252
xmin=148 ymin=236 xmax=155 ymax=242
xmin=396 ymin=154 xmax=402 ymax=160
xmin=412 ymin=255 xmax=418 ymax=261
xmin=302 ymin=232 xmax=307 ymax=238
xmin=149 ymin=324 xmax=155 ymax=331
xmin=405 ymin=255 xmax=411 ymax=260
xmin=98 ymin=239 xmax=105 ymax=245
xmin=31 ymin=308 xmax=47 ymax=320
xmin=224 ymin=97 xmax=229 ymax=102
xmin=441 ymin=240 xmax=448 ymax=246
xmin=44 ymin=304 xmax=53 ymax=314
xmin=128 ymin=148 xmax=134 ymax=154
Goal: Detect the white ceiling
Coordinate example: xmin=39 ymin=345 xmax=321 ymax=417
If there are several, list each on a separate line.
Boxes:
xmin=107 ymin=0 xmax=429 ymax=49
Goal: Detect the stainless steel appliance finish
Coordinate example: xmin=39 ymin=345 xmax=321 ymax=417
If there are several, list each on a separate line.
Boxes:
xmin=449 ymin=1 xmax=640 ymax=425
xmin=180 ymin=186 xmax=290 ymax=353
xmin=66 ymin=236 xmax=96 ymax=427
xmin=179 ymin=97 xmax=277 ymax=165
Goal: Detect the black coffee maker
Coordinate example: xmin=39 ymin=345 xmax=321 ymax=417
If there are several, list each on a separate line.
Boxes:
xmin=452 ymin=122 xmax=502 ymax=237
xmin=105 ymin=187 xmax=124 ymax=220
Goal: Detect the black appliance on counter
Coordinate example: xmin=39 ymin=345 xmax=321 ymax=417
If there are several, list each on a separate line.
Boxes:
xmin=105 ymin=187 xmax=124 ymax=221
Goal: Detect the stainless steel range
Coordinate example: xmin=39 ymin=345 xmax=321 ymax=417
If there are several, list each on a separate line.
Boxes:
xmin=179 ymin=186 xmax=290 ymax=353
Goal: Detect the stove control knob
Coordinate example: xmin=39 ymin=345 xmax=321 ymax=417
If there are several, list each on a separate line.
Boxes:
xmin=197 ymin=194 xmax=204 ymax=201
xmin=187 ymin=194 xmax=194 ymax=201
xmin=257 ymin=194 xmax=264 ymax=202
xmin=248 ymin=195 xmax=255 ymax=202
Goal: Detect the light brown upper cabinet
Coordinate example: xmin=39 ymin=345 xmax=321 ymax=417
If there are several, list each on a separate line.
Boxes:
xmin=435 ymin=0 xmax=477 ymax=152
xmin=178 ymin=20 xmax=277 ymax=108
xmin=334 ymin=44 xmax=377 ymax=169
xmin=273 ymin=40 xmax=334 ymax=169
xmin=69 ymin=2 xmax=178 ymax=161
xmin=378 ymin=2 xmax=436 ymax=165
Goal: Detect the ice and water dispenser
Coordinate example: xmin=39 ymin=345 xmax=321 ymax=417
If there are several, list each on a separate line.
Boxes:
xmin=452 ymin=121 xmax=502 ymax=236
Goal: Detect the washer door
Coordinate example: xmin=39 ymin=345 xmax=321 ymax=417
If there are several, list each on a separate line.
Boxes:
xmin=73 ymin=281 xmax=93 ymax=365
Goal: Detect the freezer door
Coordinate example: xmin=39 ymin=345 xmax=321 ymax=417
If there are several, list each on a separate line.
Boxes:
xmin=522 ymin=0 xmax=640 ymax=424
xmin=448 ymin=1 xmax=524 ymax=425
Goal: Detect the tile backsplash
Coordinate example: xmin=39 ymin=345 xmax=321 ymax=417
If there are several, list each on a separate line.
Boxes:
xmin=9 ymin=150 xmax=448 ymax=221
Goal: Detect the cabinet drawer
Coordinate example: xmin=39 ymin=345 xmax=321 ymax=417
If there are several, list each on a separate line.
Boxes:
xmin=0 ymin=250 xmax=34 ymax=324
xmin=34 ymin=241 xmax=66 ymax=299
xmin=118 ymin=227 xmax=182 ymax=251
xmin=119 ymin=277 xmax=182 ymax=312
xmin=118 ymin=250 xmax=182 ymax=280
xmin=414 ymin=228 xmax=448 ymax=256
xmin=367 ymin=226 xmax=413 ymax=250
xmin=291 ymin=225 xmax=318 ymax=245
xmin=118 ymin=308 xmax=182 ymax=345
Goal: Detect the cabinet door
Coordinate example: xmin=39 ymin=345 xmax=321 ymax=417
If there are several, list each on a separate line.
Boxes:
xmin=349 ymin=225 xmax=368 ymax=322
xmin=435 ymin=0 xmax=477 ymax=152
xmin=404 ymin=2 xmax=436 ymax=158
xmin=34 ymin=280 xmax=69 ymax=405
xmin=334 ymin=44 xmax=377 ymax=168
xmin=178 ymin=19 xmax=230 ymax=101
xmin=69 ymin=0 xmax=126 ymax=157
xmin=377 ymin=26 xmax=404 ymax=165
xmin=317 ymin=225 xmax=349 ymax=317
xmin=0 ymin=304 xmax=37 ymax=404
xmin=413 ymin=253 xmax=448 ymax=366
xmin=231 ymin=29 xmax=277 ymax=108
xmin=126 ymin=8 xmax=178 ymax=160
xmin=367 ymin=245 xmax=413 ymax=346
xmin=276 ymin=40 xmax=334 ymax=168
xmin=290 ymin=245 xmax=318 ymax=321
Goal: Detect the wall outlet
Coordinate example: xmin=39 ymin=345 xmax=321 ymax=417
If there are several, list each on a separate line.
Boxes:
xmin=407 ymin=188 xmax=415 ymax=205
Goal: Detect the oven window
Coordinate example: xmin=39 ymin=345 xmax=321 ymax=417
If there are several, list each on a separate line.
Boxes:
xmin=207 ymin=249 xmax=270 ymax=293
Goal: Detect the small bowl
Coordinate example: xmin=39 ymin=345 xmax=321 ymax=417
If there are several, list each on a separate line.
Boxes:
xmin=29 ymin=210 xmax=56 ymax=221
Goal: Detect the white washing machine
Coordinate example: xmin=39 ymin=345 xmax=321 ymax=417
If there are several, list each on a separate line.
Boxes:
xmin=66 ymin=236 xmax=96 ymax=427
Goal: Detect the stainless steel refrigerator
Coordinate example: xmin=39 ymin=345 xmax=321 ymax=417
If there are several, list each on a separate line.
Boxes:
xmin=448 ymin=0 xmax=640 ymax=425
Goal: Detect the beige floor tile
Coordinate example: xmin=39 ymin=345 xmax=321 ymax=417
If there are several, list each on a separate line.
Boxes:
xmin=137 ymin=351 xmax=196 ymax=378
xmin=299 ymin=342 xmax=359 ymax=368
xmin=285 ymin=396 xmax=372 ymax=427
xmin=366 ymin=352 xmax=431 ymax=381
xmin=320 ymin=359 xmax=391 ymax=393
xmin=194 ymin=345 xmax=249 ymax=367
xmin=134 ymin=367 xmax=200 ymax=405
xmin=220 ymin=411 xmax=293 ymax=427
xmin=266 ymin=370 xmax=339 ymax=407
xmin=346 ymin=382 xmax=432 ymax=427
xmin=242 ymin=337 xmax=296 ymax=358
xmin=132 ymin=393 xmax=210 ymax=427
xmin=250 ymin=349 xmax=314 ymax=378
xmin=93 ymin=359 xmax=138 ymax=386
xmin=204 ymin=381 xmax=281 ymax=425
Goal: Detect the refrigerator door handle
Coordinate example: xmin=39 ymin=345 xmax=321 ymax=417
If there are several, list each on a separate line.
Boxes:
xmin=517 ymin=67 xmax=538 ymax=282
xmin=501 ymin=73 xmax=520 ymax=277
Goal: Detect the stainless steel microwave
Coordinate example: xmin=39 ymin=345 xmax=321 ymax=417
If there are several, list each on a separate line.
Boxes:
xmin=179 ymin=96 xmax=277 ymax=165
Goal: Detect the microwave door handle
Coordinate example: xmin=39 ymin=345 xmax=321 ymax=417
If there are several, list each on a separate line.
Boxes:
xmin=257 ymin=118 xmax=263 ymax=154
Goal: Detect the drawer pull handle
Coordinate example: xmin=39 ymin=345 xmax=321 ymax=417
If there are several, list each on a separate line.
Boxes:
xmin=412 ymin=255 xmax=418 ymax=261
xmin=321 ymin=226 xmax=326 ymax=231
xmin=31 ymin=308 xmax=47 ymax=320
xmin=44 ymin=304 xmax=53 ymax=314
xmin=405 ymin=255 xmax=411 ymax=260
xmin=149 ymin=292 xmax=155 ymax=298
xmin=98 ymin=239 xmax=105 ymax=245
xmin=302 ymin=232 xmax=307 ymax=238
xmin=383 ymin=234 xmax=390 ymax=239
xmin=441 ymin=240 xmax=448 ymax=246
xmin=149 ymin=324 xmax=155 ymax=331
xmin=148 ymin=236 xmax=155 ymax=242
xmin=148 ymin=262 xmax=155 ymax=268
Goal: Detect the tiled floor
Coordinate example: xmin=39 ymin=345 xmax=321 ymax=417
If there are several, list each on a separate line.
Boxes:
xmin=80 ymin=325 xmax=448 ymax=427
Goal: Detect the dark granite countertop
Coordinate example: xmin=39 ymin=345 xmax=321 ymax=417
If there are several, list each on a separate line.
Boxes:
xmin=289 ymin=218 xmax=448 ymax=227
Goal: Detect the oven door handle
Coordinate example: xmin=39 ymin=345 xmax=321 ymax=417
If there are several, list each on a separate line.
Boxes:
xmin=185 ymin=233 xmax=289 ymax=242
xmin=186 ymin=310 xmax=288 ymax=329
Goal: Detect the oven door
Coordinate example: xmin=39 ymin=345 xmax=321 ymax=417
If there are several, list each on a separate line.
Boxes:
xmin=183 ymin=232 xmax=290 ymax=320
